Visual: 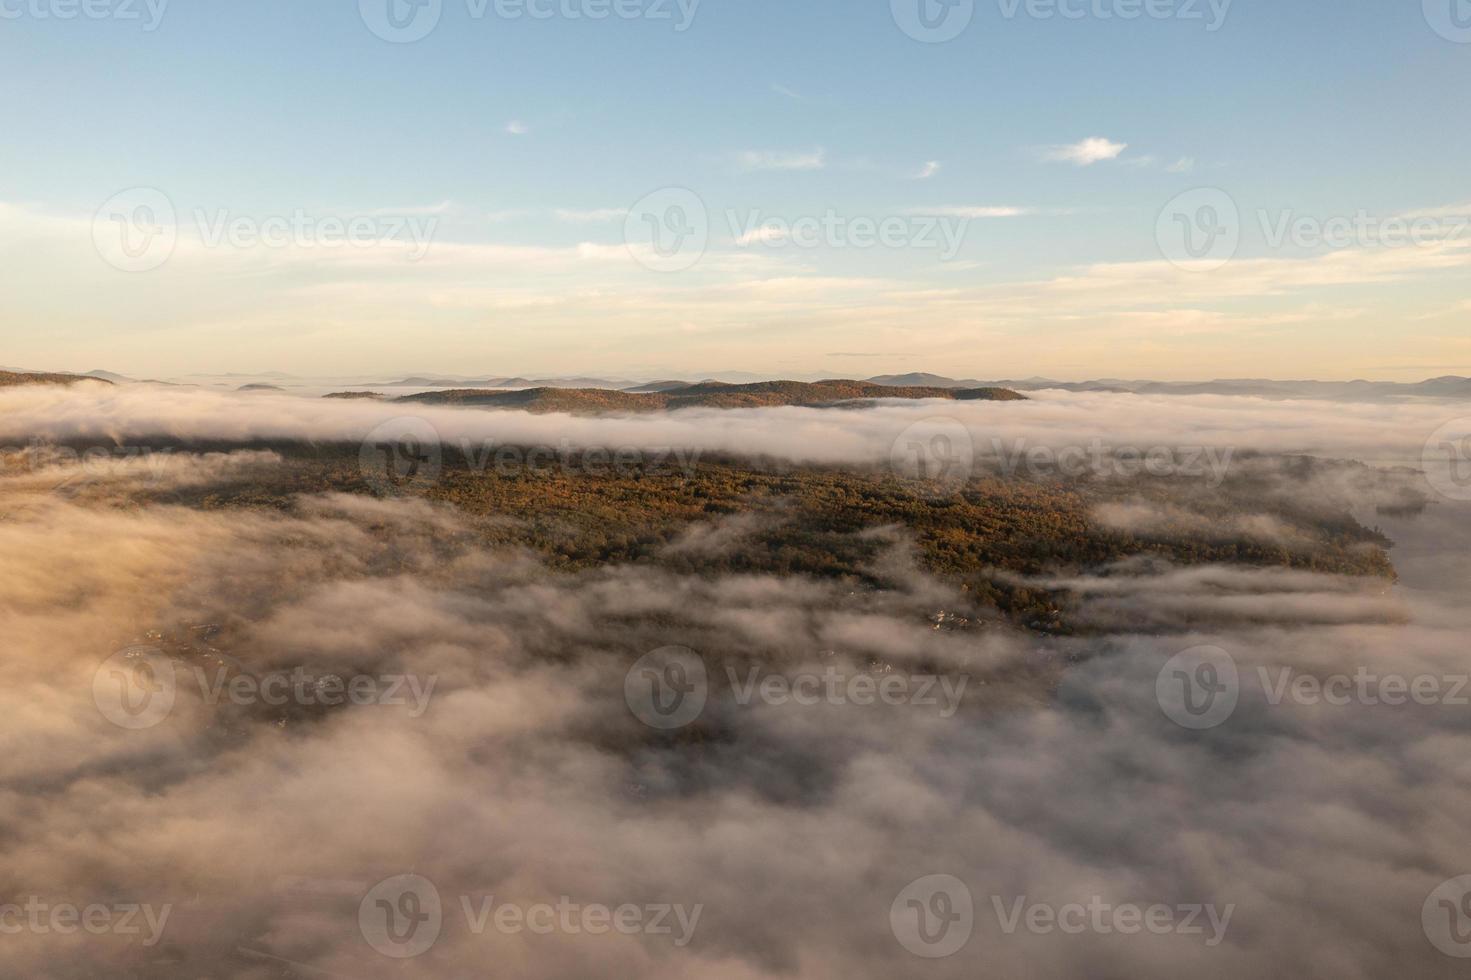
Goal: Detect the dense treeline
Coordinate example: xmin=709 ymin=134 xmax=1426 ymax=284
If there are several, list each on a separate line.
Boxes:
xmin=103 ymin=439 xmax=1398 ymax=631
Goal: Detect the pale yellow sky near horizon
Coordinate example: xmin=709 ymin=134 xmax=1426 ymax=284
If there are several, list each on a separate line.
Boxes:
xmin=4 ymin=200 xmax=1469 ymax=382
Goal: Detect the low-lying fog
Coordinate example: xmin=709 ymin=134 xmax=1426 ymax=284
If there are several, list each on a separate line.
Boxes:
xmin=3 ymin=384 xmax=1470 ymax=978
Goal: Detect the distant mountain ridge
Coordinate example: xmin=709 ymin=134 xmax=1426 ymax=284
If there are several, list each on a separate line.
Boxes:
xmin=393 ymin=380 xmax=1026 ymax=413
xmin=866 ymin=373 xmax=1471 ymax=400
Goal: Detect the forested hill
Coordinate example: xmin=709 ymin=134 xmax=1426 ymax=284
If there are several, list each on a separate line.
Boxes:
xmin=0 ymin=371 xmax=113 ymax=388
xmin=392 ymin=379 xmax=1025 ymax=413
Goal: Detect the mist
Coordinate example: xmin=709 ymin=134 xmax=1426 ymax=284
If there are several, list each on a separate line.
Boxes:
xmin=2 ymin=387 xmax=1470 ymax=978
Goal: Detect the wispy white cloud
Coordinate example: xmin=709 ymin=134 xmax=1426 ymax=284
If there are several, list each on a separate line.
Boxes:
xmin=770 ymin=82 xmax=803 ymax=100
xmin=358 ymin=200 xmax=453 ymax=217
xmin=553 ymin=208 xmax=629 ymax=223
xmin=905 ymin=205 xmax=1033 ymax=218
xmin=913 ymin=160 xmax=942 ymax=180
xmin=1166 ymin=156 xmax=1196 ymax=174
xmin=1040 ymin=137 xmax=1127 ymax=166
xmin=1399 ymin=201 xmax=1471 ymax=220
xmin=505 ymin=120 xmax=528 ymax=135
xmin=738 ymin=149 xmax=826 ymax=172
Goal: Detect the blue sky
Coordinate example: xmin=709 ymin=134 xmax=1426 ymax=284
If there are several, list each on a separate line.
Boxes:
xmin=2 ymin=0 xmax=1469 ymax=379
